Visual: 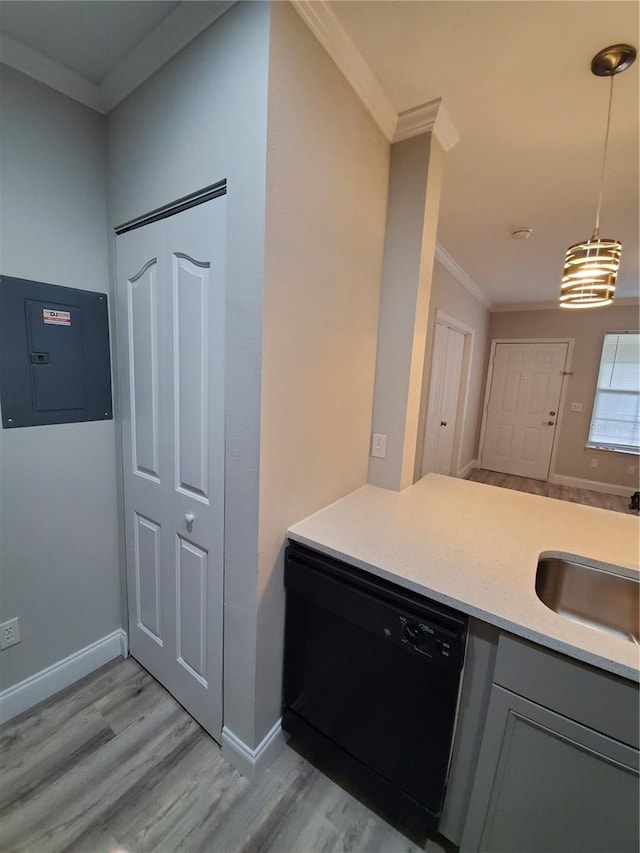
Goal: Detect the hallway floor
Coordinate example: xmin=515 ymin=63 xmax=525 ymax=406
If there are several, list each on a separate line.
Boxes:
xmin=466 ymin=468 xmax=636 ymax=515
xmin=0 ymin=656 xmax=433 ymax=853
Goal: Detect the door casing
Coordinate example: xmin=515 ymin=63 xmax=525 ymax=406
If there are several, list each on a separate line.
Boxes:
xmin=478 ymin=338 xmax=574 ymax=481
xmin=418 ymin=310 xmax=475 ymax=480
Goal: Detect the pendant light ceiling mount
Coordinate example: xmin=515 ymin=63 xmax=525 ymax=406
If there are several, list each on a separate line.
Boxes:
xmin=591 ymin=44 xmax=637 ymax=77
xmin=560 ymin=43 xmax=636 ymax=309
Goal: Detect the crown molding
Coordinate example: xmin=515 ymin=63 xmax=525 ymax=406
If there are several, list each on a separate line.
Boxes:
xmin=0 ymin=33 xmax=103 ymax=111
xmin=491 ymin=297 xmax=640 ymax=313
xmin=0 ymin=1 xmax=234 ymax=114
xmin=393 ymin=99 xmax=460 ymax=151
xmin=100 ymin=0 xmax=234 ymax=112
xmin=290 ymin=0 xmax=398 ymax=140
xmin=290 ymin=2 xmax=461 ymax=150
xmin=435 ymin=244 xmax=491 ymax=308
xmin=491 ymin=300 xmax=564 ymax=313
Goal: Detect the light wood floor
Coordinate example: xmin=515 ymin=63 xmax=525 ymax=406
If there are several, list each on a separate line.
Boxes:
xmin=0 ymin=656 xmax=432 ymax=853
xmin=466 ymin=468 xmax=636 ymax=515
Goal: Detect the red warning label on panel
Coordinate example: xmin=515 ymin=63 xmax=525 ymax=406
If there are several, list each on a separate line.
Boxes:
xmin=43 ymin=309 xmax=71 ymax=326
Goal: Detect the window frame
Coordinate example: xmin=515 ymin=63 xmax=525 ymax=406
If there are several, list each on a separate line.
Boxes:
xmin=586 ymin=330 xmax=640 ymax=456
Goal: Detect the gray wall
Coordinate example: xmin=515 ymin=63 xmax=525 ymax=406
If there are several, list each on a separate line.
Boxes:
xmin=107 ymin=1 xmax=271 ymax=747
xmin=109 ymin=0 xmax=391 ymax=748
xmin=0 ymin=66 xmax=121 ymax=690
xmin=256 ymin=1 xmax=389 ymax=743
xmin=368 ymin=134 xmax=445 ymax=491
xmin=489 ymin=304 xmax=640 ymax=488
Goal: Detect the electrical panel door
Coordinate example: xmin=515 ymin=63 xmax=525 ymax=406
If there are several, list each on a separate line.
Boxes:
xmin=0 ymin=275 xmax=113 ymax=428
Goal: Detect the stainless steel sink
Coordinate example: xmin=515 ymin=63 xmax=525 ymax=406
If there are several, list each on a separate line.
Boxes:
xmin=536 ymin=557 xmax=639 ymax=644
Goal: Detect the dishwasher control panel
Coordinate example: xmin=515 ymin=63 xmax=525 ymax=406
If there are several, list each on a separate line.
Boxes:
xmin=399 ymin=615 xmax=461 ymax=669
xmin=284 ymin=540 xmax=468 ymax=676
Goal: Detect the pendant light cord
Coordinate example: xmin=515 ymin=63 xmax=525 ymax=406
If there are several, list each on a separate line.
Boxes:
xmin=594 ymin=74 xmax=615 ymax=236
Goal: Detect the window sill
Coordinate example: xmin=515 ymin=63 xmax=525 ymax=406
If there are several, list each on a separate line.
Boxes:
xmin=585 ymin=443 xmax=640 ymax=456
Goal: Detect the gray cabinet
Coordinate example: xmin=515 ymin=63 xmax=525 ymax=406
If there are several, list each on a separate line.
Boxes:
xmin=461 ymin=635 xmax=639 ymax=853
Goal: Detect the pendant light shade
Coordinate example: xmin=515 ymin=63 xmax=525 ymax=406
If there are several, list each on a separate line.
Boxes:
xmin=560 ymin=231 xmax=621 ymax=308
xmin=560 ymin=44 xmax=636 ymax=309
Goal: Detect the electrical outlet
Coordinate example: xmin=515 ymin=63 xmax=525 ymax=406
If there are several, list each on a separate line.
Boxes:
xmin=0 ymin=617 xmax=20 ymax=650
xmin=570 ymin=402 xmax=583 ymax=412
xmin=628 ymin=465 xmax=636 ymax=475
xmin=590 ymin=458 xmax=599 ymax=469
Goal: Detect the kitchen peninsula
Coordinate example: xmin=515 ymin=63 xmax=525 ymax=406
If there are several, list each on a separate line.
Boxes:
xmin=287 ymin=474 xmax=639 ymax=851
xmin=289 ymin=473 xmax=639 ymax=680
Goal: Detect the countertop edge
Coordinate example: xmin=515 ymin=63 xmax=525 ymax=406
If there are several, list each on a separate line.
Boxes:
xmin=287 ymin=530 xmax=640 ymax=684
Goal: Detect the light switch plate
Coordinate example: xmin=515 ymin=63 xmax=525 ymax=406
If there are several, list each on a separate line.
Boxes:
xmin=371 ymin=433 xmax=387 ymax=459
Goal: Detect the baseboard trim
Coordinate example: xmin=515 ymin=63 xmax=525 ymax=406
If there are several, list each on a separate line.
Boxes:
xmin=457 ymin=458 xmax=479 ymax=479
xmin=549 ymin=473 xmax=634 ymax=498
xmin=0 ymin=628 xmax=128 ymax=725
xmin=221 ymin=718 xmax=285 ymax=782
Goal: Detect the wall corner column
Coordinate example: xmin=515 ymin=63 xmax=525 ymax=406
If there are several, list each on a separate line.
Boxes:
xmin=369 ymin=102 xmax=457 ymax=491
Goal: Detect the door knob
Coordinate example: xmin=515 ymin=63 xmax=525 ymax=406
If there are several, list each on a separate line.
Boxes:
xmin=545 ymin=421 xmax=555 ymax=426
xmin=440 ymin=421 xmax=448 ymax=427
xmin=185 ymin=512 xmax=195 ymax=532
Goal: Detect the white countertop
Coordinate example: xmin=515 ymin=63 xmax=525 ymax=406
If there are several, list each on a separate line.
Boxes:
xmin=288 ymin=474 xmax=640 ymax=682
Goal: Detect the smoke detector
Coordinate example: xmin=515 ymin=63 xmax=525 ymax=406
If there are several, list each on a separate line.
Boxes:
xmin=511 ymin=228 xmax=533 ymax=240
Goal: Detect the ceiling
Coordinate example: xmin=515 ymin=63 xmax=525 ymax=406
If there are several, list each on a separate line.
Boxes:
xmin=0 ymin=0 xmax=638 ymax=308
xmin=0 ymin=1 xmax=178 ymax=83
xmin=329 ymin=1 xmax=639 ymax=308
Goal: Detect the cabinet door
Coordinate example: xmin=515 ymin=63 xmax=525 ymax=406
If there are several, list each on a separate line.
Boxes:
xmin=461 ymin=685 xmax=639 ymax=853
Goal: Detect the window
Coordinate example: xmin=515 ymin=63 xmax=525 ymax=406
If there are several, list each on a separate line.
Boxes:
xmin=587 ymin=332 xmax=640 ymax=454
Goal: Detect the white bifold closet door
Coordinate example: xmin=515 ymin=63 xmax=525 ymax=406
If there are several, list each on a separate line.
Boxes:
xmin=422 ymin=322 xmax=466 ymax=477
xmin=116 ymin=198 xmax=225 ymax=739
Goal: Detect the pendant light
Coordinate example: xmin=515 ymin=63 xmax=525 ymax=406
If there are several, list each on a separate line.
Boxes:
xmin=560 ymin=44 xmax=636 ymax=309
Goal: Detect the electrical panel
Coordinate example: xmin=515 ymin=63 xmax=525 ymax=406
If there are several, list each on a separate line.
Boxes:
xmin=0 ymin=275 xmax=113 ymax=428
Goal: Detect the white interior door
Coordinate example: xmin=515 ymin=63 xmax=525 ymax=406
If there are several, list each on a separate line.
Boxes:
xmin=116 ymin=198 xmax=225 ymax=739
xmin=422 ymin=323 xmax=466 ymax=476
xmin=481 ymin=341 xmax=567 ymax=481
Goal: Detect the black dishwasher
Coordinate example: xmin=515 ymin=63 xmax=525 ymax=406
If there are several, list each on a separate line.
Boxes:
xmin=282 ymin=542 xmax=468 ymax=838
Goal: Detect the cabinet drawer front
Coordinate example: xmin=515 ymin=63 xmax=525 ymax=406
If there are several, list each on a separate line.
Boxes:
xmin=494 ymin=633 xmax=639 ymax=747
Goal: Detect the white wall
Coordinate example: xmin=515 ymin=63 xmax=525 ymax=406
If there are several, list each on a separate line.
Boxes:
xmin=0 ymin=66 xmax=121 ymax=690
xmin=107 ymin=1 xmax=271 ymax=748
xmin=256 ymin=1 xmax=389 ymax=742
xmin=416 ymin=259 xmax=490 ymax=479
